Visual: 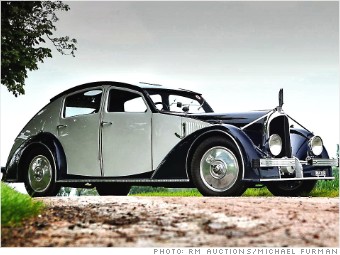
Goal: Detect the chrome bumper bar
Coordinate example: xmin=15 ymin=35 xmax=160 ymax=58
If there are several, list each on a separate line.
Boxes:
xmin=258 ymin=158 xmax=339 ymax=168
xmin=252 ymin=157 xmax=338 ymax=179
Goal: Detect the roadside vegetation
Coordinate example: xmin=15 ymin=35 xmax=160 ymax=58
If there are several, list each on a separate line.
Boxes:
xmin=1 ymin=182 xmax=44 ymax=226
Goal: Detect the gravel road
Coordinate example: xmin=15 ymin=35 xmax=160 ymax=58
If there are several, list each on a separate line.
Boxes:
xmin=1 ymin=196 xmax=338 ymax=247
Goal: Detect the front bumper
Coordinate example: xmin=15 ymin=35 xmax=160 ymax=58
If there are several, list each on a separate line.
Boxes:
xmin=252 ymin=157 xmax=339 ymax=181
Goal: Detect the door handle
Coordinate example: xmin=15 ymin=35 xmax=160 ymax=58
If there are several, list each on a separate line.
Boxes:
xmin=175 ymin=122 xmax=186 ymax=139
xmin=57 ymin=124 xmax=67 ymax=129
xmin=101 ymin=121 xmax=112 ymax=127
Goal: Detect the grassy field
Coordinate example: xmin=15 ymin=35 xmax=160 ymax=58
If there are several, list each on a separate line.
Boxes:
xmin=131 ymin=167 xmax=339 ymax=197
xmin=1 ymin=182 xmax=44 ymax=226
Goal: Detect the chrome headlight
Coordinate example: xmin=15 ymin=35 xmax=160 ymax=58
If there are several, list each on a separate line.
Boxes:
xmin=269 ymin=134 xmax=282 ymax=156
xmin=309 ymin=136 xmax=323 ymax=156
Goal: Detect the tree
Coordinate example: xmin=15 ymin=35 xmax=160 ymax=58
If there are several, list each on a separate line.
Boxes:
xmin=75 ymin=188 xmax=98 ymax=196
xmin=57 ymin=186 xmax=72 ymax=196
xmin=1 ymin=1 xmax=77 ymax=96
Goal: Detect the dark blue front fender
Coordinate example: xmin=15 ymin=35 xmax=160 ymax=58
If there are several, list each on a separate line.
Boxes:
xmin=152 ymin=124 xmax=264 ymax=180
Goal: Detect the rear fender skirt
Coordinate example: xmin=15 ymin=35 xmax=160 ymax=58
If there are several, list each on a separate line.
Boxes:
xmin=152 ymin=124 xmax=263 ymax=180
xmin=4 ymin=132 xmax=67 ymax=182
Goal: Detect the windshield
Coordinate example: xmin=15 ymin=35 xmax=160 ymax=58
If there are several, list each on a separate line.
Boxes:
xmin=145 ymin=89 xmax=214 ymax=114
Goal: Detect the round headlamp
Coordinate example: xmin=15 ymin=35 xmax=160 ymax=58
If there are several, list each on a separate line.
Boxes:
xmin=269 ymin=134 xmax=282 ymax=156
xmin=309 ymin=136 xmax=323 ymax=156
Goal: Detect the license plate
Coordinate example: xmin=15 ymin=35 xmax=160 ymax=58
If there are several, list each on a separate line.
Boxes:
xmin=314 ymin=170 xmax=326 ymax=176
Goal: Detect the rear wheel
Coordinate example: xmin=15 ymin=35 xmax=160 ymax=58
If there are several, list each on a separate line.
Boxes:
xmin=266 ymin=180 xmax=317 ymax=196
xmin=96 ymin=184 xmax=131 ymax=196
xmin=191 ymin=137 xmax=247 ymax=196
xmin=24 ymin=147 xmax=60 ymax=197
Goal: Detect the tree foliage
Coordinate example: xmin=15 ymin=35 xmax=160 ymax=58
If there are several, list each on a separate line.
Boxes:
xmin=57 ymin=186 xmax=72 ymax=196
xmin=1 ymin=1 xmax=77 ymax=96
xmin=57 ymin=187 xmax=99 ymax=196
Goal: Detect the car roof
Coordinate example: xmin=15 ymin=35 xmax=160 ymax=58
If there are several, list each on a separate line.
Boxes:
xmin=50 ymin=81 xmax=200 ymax=102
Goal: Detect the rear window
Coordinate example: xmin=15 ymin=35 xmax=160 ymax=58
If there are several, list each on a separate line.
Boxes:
xmin=64 ymin=89 xmax=102 ymax=118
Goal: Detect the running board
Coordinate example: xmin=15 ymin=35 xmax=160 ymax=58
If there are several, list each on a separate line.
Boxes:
xmin=243 ymin=177 xmax=334 ymax=182
xmin=57 ymin=178 xmax=190 ymax=183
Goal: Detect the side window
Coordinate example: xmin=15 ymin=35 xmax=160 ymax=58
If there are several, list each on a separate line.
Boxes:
xmin=107 ymin=89 xmax=147 ymax=113
xmin=169 ymin=95 xmax=205 ymax=113
xmin=64 ymin=89 xmax=102 ymax=118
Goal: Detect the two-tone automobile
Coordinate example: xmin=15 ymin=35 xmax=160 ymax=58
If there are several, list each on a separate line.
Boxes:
xmin=2 ymin=81 xmax=338 ymax=197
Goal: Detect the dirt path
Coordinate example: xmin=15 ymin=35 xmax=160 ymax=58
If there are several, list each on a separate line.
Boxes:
xmin=1 ymin=196 xmax=338 ymax=247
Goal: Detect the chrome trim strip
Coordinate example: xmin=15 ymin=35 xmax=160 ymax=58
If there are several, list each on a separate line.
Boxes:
xmin=257 ymin=177 xmax=335 ymax=181
xmin=241 ymin=110 xmax=274 ymax=130
xmin=57 ymin=178 xmax=190 ymax=183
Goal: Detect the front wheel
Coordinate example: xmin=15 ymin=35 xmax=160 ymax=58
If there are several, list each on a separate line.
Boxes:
xmin=24 ymin=147 xmax=60 ymax=197
xmin=266 ymin=180 xmax=317 ymax=197
xmin=96 ymin=184 xmax=131 ymax=196
xmin=191 ymin=137 xmax=247 ymax=196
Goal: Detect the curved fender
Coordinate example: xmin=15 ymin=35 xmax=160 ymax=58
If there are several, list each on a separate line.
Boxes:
xmin=3 ymin=132 xmax=67 ymax=182
xmin=152 ymin=124 xmax=262 ymax=180
xmin=290 ymin=128 xmax=329 ymax=159
xmin=290 ymin=128 xmax=332 ymax=177
xmin=218 ymin=124 xmax=263 ymax=179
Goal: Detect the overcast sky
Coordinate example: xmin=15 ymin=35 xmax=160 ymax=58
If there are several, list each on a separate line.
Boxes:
xmin=1 ymin=1 xmax=339 ymax=171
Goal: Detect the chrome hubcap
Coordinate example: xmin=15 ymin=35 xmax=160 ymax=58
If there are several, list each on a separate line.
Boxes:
xmin=200 ymin=146 xmax=239 ymax=192
xmin=28 ymin=155 xmax=52 ymax=192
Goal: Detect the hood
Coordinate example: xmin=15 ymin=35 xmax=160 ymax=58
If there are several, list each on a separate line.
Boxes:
xmin=189 ymin=110 xmax=271 ymax=128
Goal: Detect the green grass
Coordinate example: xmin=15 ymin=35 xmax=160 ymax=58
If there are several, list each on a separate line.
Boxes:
xmin=131 ymin=167 xmax=339 ymax=197
xmin=243 ymin=187 xmax=272 ymax=197
xmin=311 ymin=167 xmax=339 ymax=197
xmin=1 ymin=182 xmax=44 ymax=226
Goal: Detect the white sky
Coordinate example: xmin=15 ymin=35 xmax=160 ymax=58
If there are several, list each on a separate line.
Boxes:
xmin=1 ymin=1 xmax=339 ymax=174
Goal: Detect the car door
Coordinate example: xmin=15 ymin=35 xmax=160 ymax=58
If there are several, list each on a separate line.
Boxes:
xmin=57 ymin=88 xmax=102 ymax=177
xmin=101 ymin=87 xmax=152 ymax=177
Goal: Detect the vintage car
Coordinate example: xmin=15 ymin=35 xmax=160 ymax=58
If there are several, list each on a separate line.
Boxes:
xmin=1 ymin=81 xmax=338 ymax=197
